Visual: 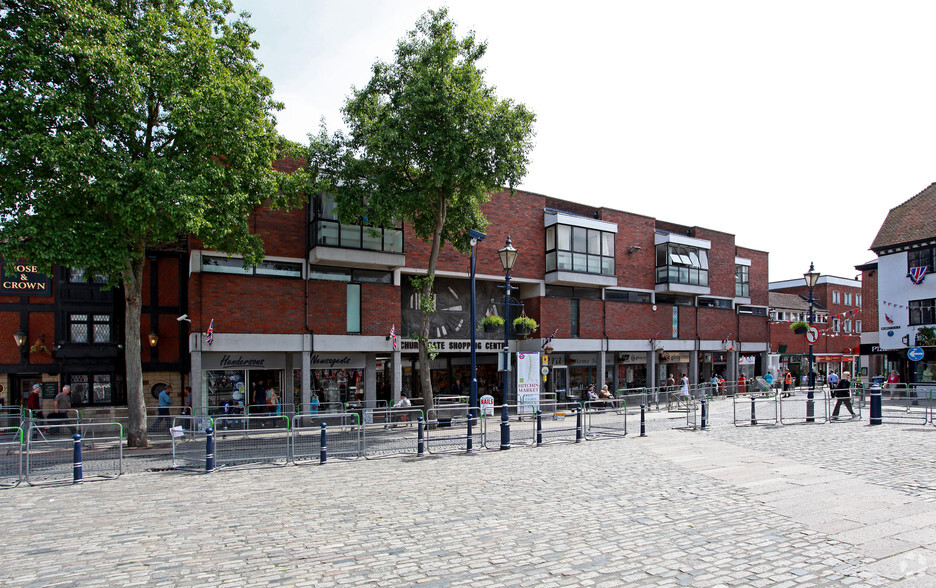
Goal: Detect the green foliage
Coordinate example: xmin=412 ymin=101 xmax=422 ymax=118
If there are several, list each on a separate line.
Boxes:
xmin=480 ymin=314 xmax=505 ymax=328
xmin=790 ymin=321 xmax=809 ymax=332
xmin=0 ymin=0 xmax=305 ymax=277
xmin=513 ymin=316 xmax=538 ymax=334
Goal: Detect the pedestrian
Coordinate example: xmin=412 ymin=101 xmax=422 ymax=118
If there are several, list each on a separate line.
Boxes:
xmin=27 ymin=383 xmax=43 ymax=439
xmin=710 ymin=374 xmax=719 ymax=396
xmin=52 ymin=385 xmax=74 ymax=435
xmin=887 ymin=370 xmax=900 ymax=398
xmin=783 ymin=370 xmax=793 ymax=396
xmin=738 ymin=373 xmax=747 ymax=395
xmin=392 ymin=393 xmax=411 ymax=424
xmin=679 ymin=374 xmax=690 ymax=405
xmin=827 ymin=370 xmax=839 ymax=390
xmin=149 ymin=385 xmax=172 ymax=432
xmin=183 ymin=386 xmax=192 ymax=415
xmin=831 ymin=371 xmax=857 ymax=420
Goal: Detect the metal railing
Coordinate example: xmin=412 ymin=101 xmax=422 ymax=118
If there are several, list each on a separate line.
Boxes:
xmin=1 ymin=427 xmax=23 ymax=488
xmin=25 ymin=423 xmax=122 ymax=485
xmin=581 ymin=400 xmax=627 ymax=439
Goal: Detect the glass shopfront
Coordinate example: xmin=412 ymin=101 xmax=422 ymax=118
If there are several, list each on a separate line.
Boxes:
xmin=202 ymin=353 xmax=286 ymax=413
xmin=617 ymin=353 xmax=648 ymax=390
xmin=310 ymin=353 xmax=366 ymax=407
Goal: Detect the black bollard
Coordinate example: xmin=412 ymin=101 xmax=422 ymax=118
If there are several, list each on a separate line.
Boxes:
xmin=73 ymin=433 xmax=83 ymax=484
xmin=500 ymin=407 xmax=510 ymax=450
xmin=536 ymin=410 xmax=543 ymax=447
xmin=575 ymin=407 xmax=583 ymax=443
xmin=205 ymin=427 xmax=215 ymax=472
xmin=750 ymin=395 xmax=757 ymax=426
xmin=466 ymin=414 xmax=473 ymax=453
xmin=417 ymin=416 xmax=425 ymax=456
xmin=639 ymin=404 xmax=647 ymax=437
xmin=319 ymin=423 xmax=327 ymax=465
xmin=869 ymin=383 xmax=882 ymax=425
xmin=701 ymin=398 xmax=707 ymax=430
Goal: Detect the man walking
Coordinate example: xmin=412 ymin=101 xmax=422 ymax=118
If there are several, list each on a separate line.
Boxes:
xmin=149 ymin=385 xmax=173 ymax=432
xmin=52 ymin=385 xmax=74 ymax=435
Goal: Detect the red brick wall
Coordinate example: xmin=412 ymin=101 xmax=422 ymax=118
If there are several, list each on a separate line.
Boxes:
xmin=739 ymin=247 xmax=769 ymax=306
xmin=862 ymin=268 xmax=878 ymax=332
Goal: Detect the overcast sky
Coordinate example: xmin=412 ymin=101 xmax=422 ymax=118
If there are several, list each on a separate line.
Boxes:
xmin=233 ymin=0 xmax=936 ymax=283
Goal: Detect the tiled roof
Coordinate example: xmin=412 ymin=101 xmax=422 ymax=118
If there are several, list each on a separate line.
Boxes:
xmin=768 ymin=292 xmax=828 ymax=313
xmin=871 ymin=183 xmax=936 ymax=251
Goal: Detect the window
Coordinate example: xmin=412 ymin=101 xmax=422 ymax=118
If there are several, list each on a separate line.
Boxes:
xmin=832 ymin=318 xmax=840 ymax=332
xmin=312 ymin=194 xmax=404 ymax=253
xmin=699 ymin=297 xmax=732 ymax=309
xmin=857 ymin=294 xmax=862 ymax=307
xmin=69 ymin=373 xmax=119 ymax=405
xmin=735 ymin=265 xmax=749 ymax=297
xmin=69 ymin=314 xmax=111 ymax=344
xmin=606 ymin=290 xmax=652 ymax=303
xmin=545 ymin=224 xmax=615 ymax=276
xmin=655 ymin=294 xmax=694 ymax=306
xmin=655 ymin=244 xmax=708 ymax=286
xmin=737 ymin=306 xmax=768 ymax=316
xmin=908 ymin=245 xmax=936 ymax=274
xmin=832 ymin=291 xmax=840 ymax=304
xmin=347 ymin=284 xmax=361 ymax=333
xmin=844 ymin=292 xmax=852 ymax=306
xmin=909 ymin=298 xmax=936 ymax=326
xmin=202 ymin=256 xmax=302 ymax=278
xmin=309 ymin=266 xmax=393 ymax=284
xmin=844 ymin=319 xmax=852 ymax=333
xmin=68 ymin=268 xmax=108 ymax=284
xmin=856 ymin=320 xmax=862 ymax=333
xmin=571 ymin=299 xmax=580 ymax=338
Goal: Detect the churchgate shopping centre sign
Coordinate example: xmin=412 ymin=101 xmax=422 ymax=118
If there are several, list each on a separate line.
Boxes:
xmin=0 ymin=262 xmax=49 ymax=295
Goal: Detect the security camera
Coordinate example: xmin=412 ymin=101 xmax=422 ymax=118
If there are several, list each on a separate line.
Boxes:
xmin=176 ymin=314 xmax=191 ymax=322
xmin=468 ymin=229 xmax=486 ymax=240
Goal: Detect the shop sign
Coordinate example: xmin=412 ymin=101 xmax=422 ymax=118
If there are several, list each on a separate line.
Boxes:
xmin=568 ymin=353 xmax=597 ymax=366
xmin=311 ymin=353 xmax=365 ymax=370
xmin=659 ymin=352 xmax=688 ymax=363
xmin=738 ymin=355 xmax=756 ymax=365
xmin=400 ymin=339 xmax=506 ymax=352
xmin=203 ymin=353 xmax=287 ymax=370
xmin=548 ymin=354 xmax=565 ymax=366
xmin=1 ymin=262 xmax=49 ymax=296
xmin=618 ymin=352 xmax=647 ymax=363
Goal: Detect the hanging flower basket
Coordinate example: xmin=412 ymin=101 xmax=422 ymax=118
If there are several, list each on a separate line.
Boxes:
xmin=790 ymin=321 xmax=809 ymax=335
xmin=513 ymin=316 xmax=538 ymax=338
xmin=480 ymin=314 xmax=504 ymax=333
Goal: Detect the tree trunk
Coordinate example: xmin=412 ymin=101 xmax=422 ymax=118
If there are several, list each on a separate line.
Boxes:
xmin=419 ymin=192 xmax=448 ymax=413
xmin=123 ymin=252 xmax=148 ymax=447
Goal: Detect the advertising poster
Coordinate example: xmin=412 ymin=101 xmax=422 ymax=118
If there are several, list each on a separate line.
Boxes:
xmin=517 ymin=352 xmax=540 ymax=415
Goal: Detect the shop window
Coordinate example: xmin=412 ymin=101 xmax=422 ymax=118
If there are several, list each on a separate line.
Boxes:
xmin=545 ymin=224 xmax=614 ymax=276
xmin=347 ymin=284 xmax=361 ymax=333
xmin=655 ymin=244 xmax=709 ymax=287
xmin=909 ymin=298 xmax=936 ymax=326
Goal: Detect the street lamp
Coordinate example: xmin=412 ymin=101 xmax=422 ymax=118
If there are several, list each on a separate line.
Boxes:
xmin=804 ymin=262 xmax=820 ymax=422
xmin=468 ymin=229 xmax=485 ymax=420
xmin=13 ymin=327 xmax=27 ymax=349
xmin=498 ymin=236 xmax=518 ymax=450
xmin=148 ymin=331 xmax=159 ymax=348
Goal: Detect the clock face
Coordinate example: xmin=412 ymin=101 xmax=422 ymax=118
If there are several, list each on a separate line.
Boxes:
xmin=402 ymin=277 xmax=501 ymax=339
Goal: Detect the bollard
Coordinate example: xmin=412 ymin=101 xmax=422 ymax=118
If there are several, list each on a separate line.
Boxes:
xmin=639 ymin=404 xmax=647 ymax=437
xmin=319 ymin=423 xmax=327 ymax=465
xmin=466 ymin=414 xmax=473 ymax=453
xmin=417 ymin=417 xmax=424 ymax=456
xmin=205 ymin=427 xmax=215 ymax=472
xmin=806 ymin=389 xmax=815 ymax=423
xmin=536 ymin=410 xmax=543 ymax=447
xmin=500 ymin=409 xmax=510 ymax=450
xmin=701 ymin=398 xmax=707 ymax=430
xmin=73 ymin=433 xmax=83 ymax=484
xmin=575 ymin=407 xmax=583 ymax=443
xmin=750 ymin=395 xmax=757 ymax=425
xmin=869 ymin=383 xmax=882 ymax=425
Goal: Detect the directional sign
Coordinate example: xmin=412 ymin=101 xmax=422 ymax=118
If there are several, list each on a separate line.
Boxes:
xmin=908 ymin=346 xmax=925 ymax=362
xmin=806 ymin=326 xmax=819 ymax=344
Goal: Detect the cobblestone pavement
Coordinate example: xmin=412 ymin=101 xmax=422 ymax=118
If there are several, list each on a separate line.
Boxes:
xmin=3 ymin=397 xmax=936 ymax=586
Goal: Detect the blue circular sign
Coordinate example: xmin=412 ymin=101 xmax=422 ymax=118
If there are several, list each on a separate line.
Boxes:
xmin=908 ymin=346 xmax=925 ymax=361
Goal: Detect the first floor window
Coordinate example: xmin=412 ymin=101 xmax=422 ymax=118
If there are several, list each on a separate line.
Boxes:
xmin=909 ymin=299 xmax=935 ymax=326
xmin=69 ymin=313 xmax=111 ymax=343
xmin=347 ymin=284 xmax=361 ymax=333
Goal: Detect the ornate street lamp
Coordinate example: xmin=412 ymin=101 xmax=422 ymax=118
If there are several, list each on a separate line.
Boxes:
xmin=13 ymin=327 xmax=27 ymax=349
xmin=498 ymin=236 xmax=518 ymax=450
xmin=804 ymin=262 xmax=820 ymax=422
xmin=468 ymin=229 xmax=485 ymax=421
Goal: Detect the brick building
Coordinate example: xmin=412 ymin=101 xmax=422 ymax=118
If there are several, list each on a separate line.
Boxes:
xmin=768 ymin=274 xmax=861 ymax=384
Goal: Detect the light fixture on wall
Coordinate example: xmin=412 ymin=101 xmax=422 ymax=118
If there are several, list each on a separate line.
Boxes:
xmin=13 ymin=328 xmax=27 ymax=349
xmin=148 ymin=331 xmax=159 ymax=347
xmin=628 ymin=245 xmax=641 ymax=254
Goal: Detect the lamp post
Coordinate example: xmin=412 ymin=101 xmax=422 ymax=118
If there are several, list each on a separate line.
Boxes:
xmin=498 ymin=237 xmax=518 ymax=450
xmin=804 ymin=262 xmax=820 ymax=422
xmin=468 ymin=229 xmax=485 ymax=420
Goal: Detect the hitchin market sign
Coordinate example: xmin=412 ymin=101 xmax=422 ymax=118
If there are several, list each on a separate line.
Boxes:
xmin=1 ymin=263 xmax=49 ymax=296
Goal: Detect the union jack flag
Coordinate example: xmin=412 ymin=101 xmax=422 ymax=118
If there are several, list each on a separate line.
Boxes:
xmin=205 ymin=319 xmax=214 ymax=346
xmin=390 ymin=324 xmax=397 ymax=350
xmin=909 ymin=266 xmax=928 ymax=285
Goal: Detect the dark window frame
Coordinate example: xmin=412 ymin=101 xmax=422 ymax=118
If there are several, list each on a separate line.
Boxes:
xmin=545 ymin=223 xmax=615 ymax=277
xmin=909 ymin=298 xmax=936 ymax=326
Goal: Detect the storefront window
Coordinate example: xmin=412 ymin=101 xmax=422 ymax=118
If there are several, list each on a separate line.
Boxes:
xmin=206 ymin=370 xmax=247 ymax=410
xmin=312 ymin=368 xmax=363 ymax=407
xmin=915 ymin=360 xmax=936 ymax=383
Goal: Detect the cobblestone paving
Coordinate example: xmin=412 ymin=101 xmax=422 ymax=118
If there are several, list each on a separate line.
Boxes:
xmin=2 ymin=397 xmax=936 ymax=586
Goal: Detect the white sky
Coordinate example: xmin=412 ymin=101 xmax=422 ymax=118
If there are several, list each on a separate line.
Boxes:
xmin=233 ymin=0 xmax=936 ymax=283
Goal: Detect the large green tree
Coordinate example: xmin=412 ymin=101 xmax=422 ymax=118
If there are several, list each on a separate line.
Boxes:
xmin=0 ymin=0 xmax=305 ymax=446
xmin=308 ymin=8 xmax=535 ymax=410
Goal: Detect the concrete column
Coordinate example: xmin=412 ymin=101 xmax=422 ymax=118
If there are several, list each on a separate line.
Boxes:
xmin=365 ymin=353 xmax=377 ymax=404
xmin=689 ymin=350 xmax=699 ymax=384
xmin=598 ymin=349 xmax=607 ymax=388
xmin=392 ymin=349 xmax=402 ymax=401
xmin=301 ymin=349 xmax=311 ymax=411
xmin=190 ymin=349 xmax=203 ymax=415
